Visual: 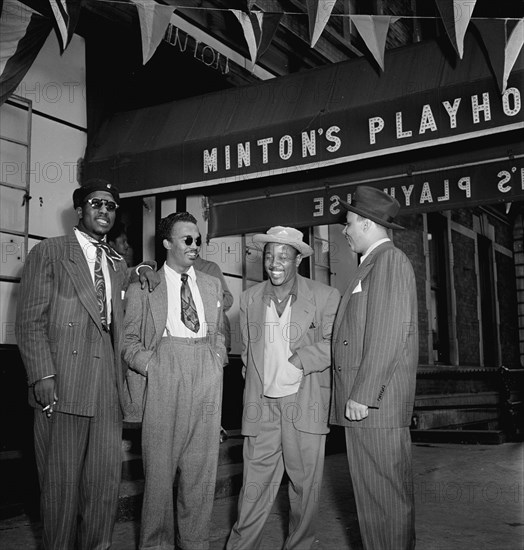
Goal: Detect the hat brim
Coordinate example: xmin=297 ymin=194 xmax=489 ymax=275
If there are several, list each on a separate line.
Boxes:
xmin=252 ymin=234 xmax=314 ymax=257
xmin=339 ymin=199 xmax=405 ymax=230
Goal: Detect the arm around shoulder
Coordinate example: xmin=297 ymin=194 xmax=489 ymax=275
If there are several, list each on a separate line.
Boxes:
xmin=122 ymin=282 xmax=156 ymax=376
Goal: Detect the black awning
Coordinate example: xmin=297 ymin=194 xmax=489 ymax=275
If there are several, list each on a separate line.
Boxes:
xmin=85 ymin=34 xmax=524 ymax=196
xmin=207 ymin=131 xmax=524 ymax=238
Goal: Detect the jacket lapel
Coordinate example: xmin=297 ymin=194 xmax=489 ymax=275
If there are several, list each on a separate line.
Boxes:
xmin=333 ymin=242 xmax=393 ymax=340
xmin=147 ymin=268 xmax=168 ymax=340
xmin=248 ymin=283 xmax=268 ymax=382
xmin=290 ymin=276 xmax=316 ymax=353
xmin=61 ymin=233 xmax=102 ymax=332
xmin=196 ymin=271 xmax=217 ymax=327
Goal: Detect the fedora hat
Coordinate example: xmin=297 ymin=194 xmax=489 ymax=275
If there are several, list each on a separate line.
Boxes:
xmin=339 ymin=186 xmax=404 ymax=230
xmin=253 ymin=226 xmax=314 ymax=257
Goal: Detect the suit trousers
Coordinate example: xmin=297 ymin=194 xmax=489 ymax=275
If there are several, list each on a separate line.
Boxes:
xmin=140 ymin=336 xmax=223 ymax=550
xmin=34 ymin=331 xmax=122 ymax=550
xmin=345 ymin=427 xmax=415 ymax=550
xmin=227 ymin=394 xmax=326 ymax=550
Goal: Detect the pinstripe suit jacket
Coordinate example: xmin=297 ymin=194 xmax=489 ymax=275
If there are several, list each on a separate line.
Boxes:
xmin=122 ymin=266 xmax=227 ymax=422
xmin=240 ymin=275 xmax=341 ymax=436
xmin=15 ymin=233 xmax=129 ymax=417
xmin=330 ymin=241 xmax=418 ymax=428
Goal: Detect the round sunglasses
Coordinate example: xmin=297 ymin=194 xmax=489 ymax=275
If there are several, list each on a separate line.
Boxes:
xmin=183 ymin=235 xmax=202 ymax=247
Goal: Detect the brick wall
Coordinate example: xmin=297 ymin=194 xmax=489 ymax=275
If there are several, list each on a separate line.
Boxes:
xmin=395 ymin=213 xmax=429 ymax=364
xmin=452 ymin=229 xmax=480 ymax=365
xmin=451 ymin=208 xmax=474 ymax=229
xmin=497 ymin=251 xmax=521 ymax=367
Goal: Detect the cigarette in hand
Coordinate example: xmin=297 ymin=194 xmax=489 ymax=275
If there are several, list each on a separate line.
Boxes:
xmin=42 ymin=401 xmax=57 ymax=416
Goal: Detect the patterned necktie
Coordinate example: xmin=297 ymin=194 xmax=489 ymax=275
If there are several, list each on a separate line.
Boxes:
xmin=94 ymin=246 xmax=109 ymax=330
xmin=180 ymin=273 xmax=200 ymax=333
xmin=76 ymin=229 xmax=124 ymax=270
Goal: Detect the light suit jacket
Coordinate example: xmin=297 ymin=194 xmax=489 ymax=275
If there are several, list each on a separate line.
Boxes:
xmin=122 ymin=266 xmax=227 ymax=422
xmin=241 ymin=275 xmax=340 ymax=436
xmin=330 ymin=241 xmax=419 ymax=428
xmin=15 ymin=233 xmax=129 ymax=416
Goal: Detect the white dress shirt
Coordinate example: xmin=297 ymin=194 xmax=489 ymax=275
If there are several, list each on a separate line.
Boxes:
xmin=360 ymin=237 xmax=390 ymax=264
xmin=74 ymin=227 xmax=113 ymax=322
xmin=164 ymin=264 xmax=207 ymax=338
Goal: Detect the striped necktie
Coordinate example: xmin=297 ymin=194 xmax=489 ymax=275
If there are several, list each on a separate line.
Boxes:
xmin=180 ymin=273 xmax=200 ymax=333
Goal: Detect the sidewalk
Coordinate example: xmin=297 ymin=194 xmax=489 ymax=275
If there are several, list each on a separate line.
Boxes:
xmin=1 ymin=442 xmax=523 ymax=549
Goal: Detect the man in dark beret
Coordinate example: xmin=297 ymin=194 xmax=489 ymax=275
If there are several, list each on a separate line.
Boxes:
xmin=16 ymin=178 xmax=158 ymax=549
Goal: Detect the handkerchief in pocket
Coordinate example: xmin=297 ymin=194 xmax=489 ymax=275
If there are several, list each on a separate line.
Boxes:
xmin=352 ymin=280 xmax=362 ymax=294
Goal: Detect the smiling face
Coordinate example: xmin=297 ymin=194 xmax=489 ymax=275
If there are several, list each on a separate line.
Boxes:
xmin=76 ymin=190 xmax=116 ymax=240
xmin=163 ymin=221 xmax=201 ymax=273
xmin=264 ymin=243 xmax=302 ymax=292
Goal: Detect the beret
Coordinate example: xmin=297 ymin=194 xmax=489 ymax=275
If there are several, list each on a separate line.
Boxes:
xmin=73 ymin=179 xmax=120 ymax=209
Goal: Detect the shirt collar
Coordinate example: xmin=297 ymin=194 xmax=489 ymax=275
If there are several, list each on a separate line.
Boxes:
xmin=262 ymin=276 xmax=298 ymax=306
xmin=74 ymin=226 xmax=107 ymax=244
xmin=165 ymin=263 xmax=197 ymax=281
xmin=360 ymin=238 xmax=390 ymax=264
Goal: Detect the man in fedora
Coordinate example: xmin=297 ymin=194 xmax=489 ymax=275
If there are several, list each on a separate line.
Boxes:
xmin=331 ymin=186 xmax=418 ymax=549
xmin=226 ymin=226 xmax=340 ymax=550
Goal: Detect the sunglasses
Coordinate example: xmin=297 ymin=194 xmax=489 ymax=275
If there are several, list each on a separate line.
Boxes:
xmin=85 ymin=198 xmax=119 ymax=212
xmin=183 ymin=235 xmax=202 ymax=247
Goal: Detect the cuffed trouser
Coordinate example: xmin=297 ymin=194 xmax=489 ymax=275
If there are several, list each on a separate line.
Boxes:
xmin=140 ymin=336 xmax=223 ymax=550
xmin=34 ymin=332 xmax=121 ymax=550
xmin=345 ymin=427 xmax=415 ymax=550
xmin=227 ymin=393 xmax=326 ymax=550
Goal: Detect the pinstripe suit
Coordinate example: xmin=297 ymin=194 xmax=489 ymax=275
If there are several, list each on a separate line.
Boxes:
xmin=331 ymin=241 xmax=418 ymax=550
xmin=15 ymin=232 xmax=129 ymax=549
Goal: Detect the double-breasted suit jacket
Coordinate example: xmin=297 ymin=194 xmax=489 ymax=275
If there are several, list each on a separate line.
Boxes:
xmin=331 ymin=241 xmax=418 ymax=428
xmin=240 ymin=275 xmax=340 ymax=436
xmin=16 ymin=232 xmax=129 ymax=416
xmin=122 ymin=266 xmax=227 ymax=422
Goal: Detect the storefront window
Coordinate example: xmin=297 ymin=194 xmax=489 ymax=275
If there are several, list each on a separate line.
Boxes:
xmin=244 ymin=233 xmax=264 ymax=289
xmin=313 ymin=225 xmax=331 ymax=286
xmin=427 ymin=213 xmax=451 ymax=364
xmin=478 ymin=234 xmax=498 ymax=367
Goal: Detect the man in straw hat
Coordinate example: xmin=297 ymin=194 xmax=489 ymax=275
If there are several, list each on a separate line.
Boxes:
xmin=331 ymin=186 xmax=418 ymax=549
xmin=227 ymin=226 xmax=340 ymax=550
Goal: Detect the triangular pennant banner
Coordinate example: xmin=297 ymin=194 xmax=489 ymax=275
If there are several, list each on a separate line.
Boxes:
xmin=232 ymin=9 xmax=258 ymax=68
xmin=435 ymin=0 xmax=476 ymax=58
xmin=503 ymin=19 xmax=524 ymax=93
xmin=474 ymin=19 xmax=522 ymax=94
xmin=131 ymin=0 xmax=174 ymax=64
xmin=473 ymin=19 xmax=506 ymax=92
xmin=307 ymin=0 xmax=337 ymax=48
xmin=48 ymin=0 xmax=83 ymax=53
xmin=453 ymin=0 xmax=477 ymax=58
xmin=255 ymin=11 xmax=282 ymax=61
xmin=233 ymin=9 xmax=282 ymax=67
xmin=350 ymin=15 xmax=398 ymax=70
xmin=0 ymin=1 xmax=53 ymax=106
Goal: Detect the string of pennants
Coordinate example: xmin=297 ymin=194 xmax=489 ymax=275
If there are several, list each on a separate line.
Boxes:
xmin=1 ymin=0 xmax=523 ymax=107
xmin=127 ymin=0 xmax=524 ymax=93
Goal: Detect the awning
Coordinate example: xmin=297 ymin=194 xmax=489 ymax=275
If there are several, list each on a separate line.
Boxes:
xmin=85 ymin=34 xmax=524 ymax=197
xmin=207 ymin=131 xmax=524 ymax=238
